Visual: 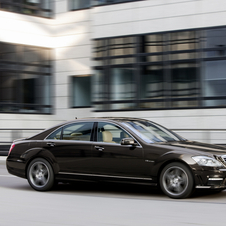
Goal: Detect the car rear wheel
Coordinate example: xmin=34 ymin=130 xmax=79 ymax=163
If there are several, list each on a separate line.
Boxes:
xmin=160 ymin=162 xmax=194 ymax=199
xmin=27 ymin=158 xmax=54 ymax=191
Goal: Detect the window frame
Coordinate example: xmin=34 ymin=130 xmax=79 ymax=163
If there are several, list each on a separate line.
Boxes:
xmin=45 ymin=121 xmax=95 ymax=142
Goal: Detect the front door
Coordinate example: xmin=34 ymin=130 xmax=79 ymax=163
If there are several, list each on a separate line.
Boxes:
xmin=91 ymin=122 xmax=145 ymax=178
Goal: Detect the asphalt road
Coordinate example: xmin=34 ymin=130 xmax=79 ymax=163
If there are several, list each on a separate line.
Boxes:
xmin=1 ymin=159 xmax=226 ymax=226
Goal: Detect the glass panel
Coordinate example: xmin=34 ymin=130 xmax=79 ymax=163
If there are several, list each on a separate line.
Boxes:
xmin=21 ymin=74 xmax=37 ymax=104
xmin=171 ymin=63 xmax=199 ymax=100
xmin=109 ymin=37 xmax=135 ymax=56
xmin=25 ymin=0 xmax=40 ymax=4
xmin=203 ymin=28 xmax=226 ymax=49
xmin=203 ymin=60 xmax=226 ymax=107
xmin=204 ymin=99 xmax=226 ymax=107
xmin=122 ymin=120 xmax=183 ymax=143
xmin=0 ymin=42 xmax=52 ymax=113
xmin=0 ymin=72 xmax=18 ymax=112
xmin=41 ymin=0 xmax=51 ymax=10
xmin=140 ymin=65 xmax=164 ymax=100
xmin=97 ymin=122 xmax=131 ymax=144
xmin=62 ymin=122 xmax=93 ymax=141
xmin=93 ymin=40 xmax=106 ymax=58
xmin=23 ymin=46 xmax=40 ymax=64
xmin=139 ymin=101 xmax=165 ymax=109
xmin=170 ymin=52 xmax=197 ymax=61
xmin=70 ymin=0 xmax=91 ymax=10
xmin=72 ymin=76 xmax=91 ymax=107
xmin=140 ymin=34 xmax=163 ymax=53
xmin=92 ymin=0 xmax=108 ymax=5
xmin=92 ymin=69 xmax=107 ymax=102
xmin=46 ymin=128 xmax=62 ymax=140
xmin=170 ymin=31 xmax=197 ymax=51
xmin=110 ymin=68 xmax=135 ymax=101
xmin=109 ymin=68 xmax=135 ymax=110
xmin=110 ymin=57 xmax=135 ymax=65
xmin=0 ymin=0 xmax=51 ymax=18
xmin=171 ymin=100 xmax=198 ymax=108
xmin=109 ymin=103 xmax=136 ymax=110
xmin=38 ymin=75 xmax=51 ymax=105
xmin=0 ymin=43 xmax=17 ymax=62
xmin=141 ymin=55 xmax=162 ymax=62
xmin=205 ymin=50 xmax=226 ymax=58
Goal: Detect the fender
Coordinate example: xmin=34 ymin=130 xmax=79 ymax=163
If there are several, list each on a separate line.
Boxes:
xmin=20 ymin=147 xmax=60 ymax=175
xmin=150 ymin=151 xmax=200 ymax=176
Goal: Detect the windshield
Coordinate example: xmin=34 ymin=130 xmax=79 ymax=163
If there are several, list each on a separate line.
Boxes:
xmin=122 ymin=120 xmax=185 ymax=143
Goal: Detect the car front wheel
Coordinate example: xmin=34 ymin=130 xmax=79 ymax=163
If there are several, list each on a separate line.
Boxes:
xmin=27 ymin=158 xmax=54 ymax=191
xmin=160 ymin=162 xmax=194 ymax=199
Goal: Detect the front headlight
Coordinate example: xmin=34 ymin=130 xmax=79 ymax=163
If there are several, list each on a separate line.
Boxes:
xmin=192 ymin=156 xmax=224 ymax=167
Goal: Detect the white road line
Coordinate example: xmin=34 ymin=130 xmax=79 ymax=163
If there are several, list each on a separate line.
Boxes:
xmin=0 ymin=175 xmax=16 ymax=177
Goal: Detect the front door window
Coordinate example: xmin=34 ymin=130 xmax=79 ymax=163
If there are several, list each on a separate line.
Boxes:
xmin=97 ymin=122 xmax=131 ymax=144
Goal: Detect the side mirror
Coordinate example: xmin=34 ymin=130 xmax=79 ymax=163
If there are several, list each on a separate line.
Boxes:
xmin=121 ymin=138 xmax=138 ymax=146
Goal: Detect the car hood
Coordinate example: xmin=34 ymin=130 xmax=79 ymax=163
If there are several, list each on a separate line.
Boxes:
xmin=156 ymin=140 xmax=226 ymax=156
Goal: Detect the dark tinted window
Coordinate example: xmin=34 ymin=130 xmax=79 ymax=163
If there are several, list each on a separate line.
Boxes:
xmin=46 ymin=128 xmax=62 ymax=140
xmin=62 ymin=122 xmax=93 ymax=141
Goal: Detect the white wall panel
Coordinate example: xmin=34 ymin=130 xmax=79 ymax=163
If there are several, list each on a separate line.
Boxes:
xmin=55 ymin=58 xmax=91 ymax=72
xmin=56 ymin=45 xmax=91 ymax=60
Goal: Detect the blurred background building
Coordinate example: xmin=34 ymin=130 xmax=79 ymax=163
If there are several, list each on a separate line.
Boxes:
xmin=1 ymin=0 xmax=226 ymax=152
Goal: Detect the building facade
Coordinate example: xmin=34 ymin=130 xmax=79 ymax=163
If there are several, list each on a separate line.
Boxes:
xmin=0 ymin=0 xmax=226 ymax=146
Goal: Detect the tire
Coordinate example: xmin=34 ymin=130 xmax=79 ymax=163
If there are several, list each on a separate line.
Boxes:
xmin=27 ymin=158 xmax=54 ymax=191
xmin=160 ymin=162 xmax=194 ymax=199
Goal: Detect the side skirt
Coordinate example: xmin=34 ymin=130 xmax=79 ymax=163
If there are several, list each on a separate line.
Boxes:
xmin=55 ymin=172 xmax=157 ymax=186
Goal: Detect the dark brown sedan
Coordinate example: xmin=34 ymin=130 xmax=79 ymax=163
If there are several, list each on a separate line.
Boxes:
xmin=6 ymin=117 xmax=226 ymax=198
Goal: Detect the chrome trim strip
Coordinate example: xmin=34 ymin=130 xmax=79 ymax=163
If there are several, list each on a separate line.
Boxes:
xmin=219 ymin=169 xmax=226 ymax=171
xmin=58 ymin=172 xmax=152 ymax=181
xmin=196 ymin=186 xmax=211 ymax=189
xmin=208 ymin=178 xmax=224 ymax=181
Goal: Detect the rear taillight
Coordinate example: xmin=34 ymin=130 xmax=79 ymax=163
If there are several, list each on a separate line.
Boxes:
xmin=8 ymin=143 xmax=15 ymax=156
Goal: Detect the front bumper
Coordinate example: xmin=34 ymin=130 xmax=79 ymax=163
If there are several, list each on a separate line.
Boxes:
xmin=194 ymin=168 xmax=226 ymax=189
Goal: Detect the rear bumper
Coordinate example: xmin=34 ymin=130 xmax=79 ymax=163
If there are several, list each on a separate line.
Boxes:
xmin=6 ymin=158 xmax=26 ymax=179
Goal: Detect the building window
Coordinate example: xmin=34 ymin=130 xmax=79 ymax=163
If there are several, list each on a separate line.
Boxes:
xmin=71 ymin=76 xmax=91 ymax=108
xmin=69 ymin=0 xmax=91 ymax=10
xmin=93 ymin=0 xmax=142 ymax=7
xmin=0 ymin=0 xmax=52 ymax=18
xmin=0 ymin=42 xmax=52 ymax=114
xmin=93 ymin=26 xmax=226 ymax=111
xmin=70 ymin=0 xmax=144 ymax=10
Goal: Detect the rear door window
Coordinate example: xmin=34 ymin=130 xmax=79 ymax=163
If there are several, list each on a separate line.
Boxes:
xmin=62 ymin=122 xmax=94 ymax=141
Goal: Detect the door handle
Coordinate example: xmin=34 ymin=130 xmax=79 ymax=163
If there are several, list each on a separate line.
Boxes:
xmin=94 ymin=146 xmax=104 ymax=151
xmin=47 ymin=142 xmax=55 ymax=147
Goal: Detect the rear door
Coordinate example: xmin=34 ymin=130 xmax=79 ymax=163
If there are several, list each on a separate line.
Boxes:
xmin=45 ymin=121 xmax=94 ymax=174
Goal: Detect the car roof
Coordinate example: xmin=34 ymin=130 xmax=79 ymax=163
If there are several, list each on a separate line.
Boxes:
xmin=66 ymin=117 xmax=149 ymax=123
